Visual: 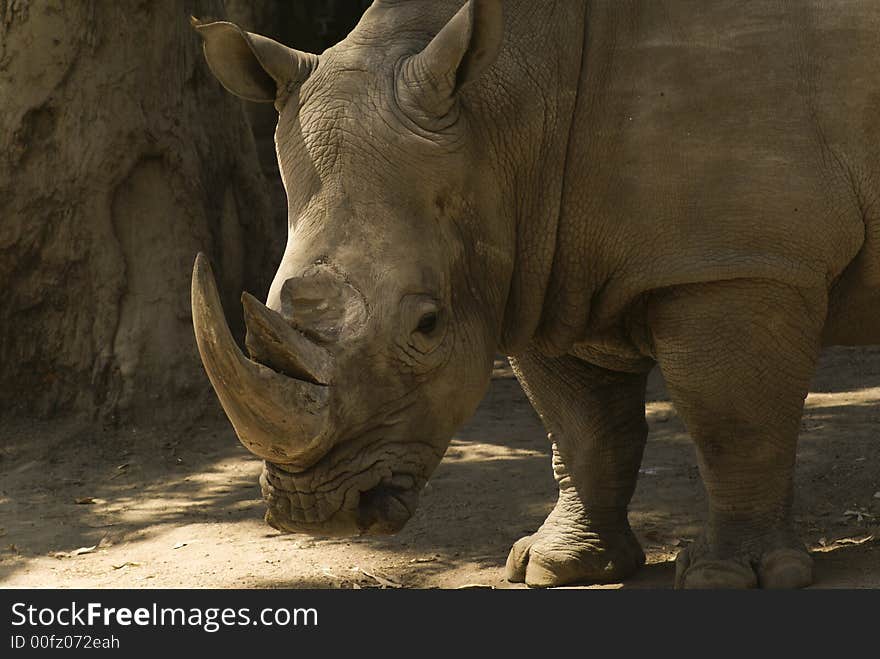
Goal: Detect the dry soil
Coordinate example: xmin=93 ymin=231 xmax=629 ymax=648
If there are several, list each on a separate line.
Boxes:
xmin=1 ymin=347 xmax=878 ymax=589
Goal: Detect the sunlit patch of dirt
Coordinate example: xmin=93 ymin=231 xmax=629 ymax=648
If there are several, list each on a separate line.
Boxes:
xmin=1 ymin=347 xmax=877 ymax=589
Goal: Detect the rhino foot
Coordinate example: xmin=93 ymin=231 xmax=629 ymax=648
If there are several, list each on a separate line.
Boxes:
xmin=505 ymin=520 xmax=645 ymax=588
xmin=675 ymin=534 xmax=813 ymax=589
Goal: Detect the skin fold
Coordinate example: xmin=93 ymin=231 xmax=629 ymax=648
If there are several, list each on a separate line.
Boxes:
xmin=192 ymin=1 xmax=880 ymax=588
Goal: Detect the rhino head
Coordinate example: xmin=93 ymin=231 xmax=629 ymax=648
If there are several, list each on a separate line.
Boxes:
xmin=191 ymin=1 xmax=510 ymax=535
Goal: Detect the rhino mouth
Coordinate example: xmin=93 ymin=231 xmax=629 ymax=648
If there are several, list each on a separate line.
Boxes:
xmin=356 ymin=476 xmax=421 ymax=533
xmin=260 ymin=459 xmax=424 ymax=536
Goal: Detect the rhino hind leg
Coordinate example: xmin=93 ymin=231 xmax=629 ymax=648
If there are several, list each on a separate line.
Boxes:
xmin=649 ymin=279 xmax=826 ymax=589
xmin=506 ymin=352 xmax=650 ymax=587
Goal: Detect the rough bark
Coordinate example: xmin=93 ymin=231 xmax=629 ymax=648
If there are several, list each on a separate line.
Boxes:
xmin=0 ymin=0 xmax=283 ymax=422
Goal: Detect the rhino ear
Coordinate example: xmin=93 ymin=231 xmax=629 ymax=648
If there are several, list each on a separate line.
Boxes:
xmin=397 ymin=0 xmax=503 ymax=124
xmin=192 ymin=19 xmax=317 ymax=105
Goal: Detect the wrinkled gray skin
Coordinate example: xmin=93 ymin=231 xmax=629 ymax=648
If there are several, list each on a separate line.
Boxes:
xmin=191 ymin=1 xmax=880 ymax=588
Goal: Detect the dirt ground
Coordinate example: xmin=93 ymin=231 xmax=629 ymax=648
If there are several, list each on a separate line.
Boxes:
xmin=1 ymin=346 xmax=878 ymax=589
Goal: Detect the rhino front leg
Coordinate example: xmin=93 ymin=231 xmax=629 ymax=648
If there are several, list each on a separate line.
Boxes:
xmin=649 ymin=280 xmax=826 ymax=589
xmin=506 ymin=351 xmax=650 ymax=587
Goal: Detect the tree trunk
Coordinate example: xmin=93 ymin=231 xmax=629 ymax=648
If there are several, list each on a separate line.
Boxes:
xmin=0 ymin=0 xmax=283 ymax=423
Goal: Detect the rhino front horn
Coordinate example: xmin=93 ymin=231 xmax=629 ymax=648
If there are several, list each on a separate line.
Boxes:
xmin=191 ymin=253 xmax=332 ymax=469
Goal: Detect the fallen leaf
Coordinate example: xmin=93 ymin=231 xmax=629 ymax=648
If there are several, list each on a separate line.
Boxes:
xmin=74 ymin=497 xmax=96 ymax=505
xmin=72 ymin=545 xmax=97 ymax=556
xmin=320 ymin=566 xmax=344 ymax=587
xmin=359 ymin=568 xmax=402 ymax=588
xmin=172 ymin=542 xmax=188 ymax=550
xmin=110 ymin=464 xmax=130 ymax=480
xmin=834 ymin=535 xmax=874 ymax=546
xmin=409 ymin=556 xmax=437 ymax=564
xmin=112 ymin=562 xmax=141 ymax=570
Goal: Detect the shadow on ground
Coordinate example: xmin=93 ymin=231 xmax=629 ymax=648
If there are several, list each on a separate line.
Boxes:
xmin=0 ymin=346 xmax=877 ymax=588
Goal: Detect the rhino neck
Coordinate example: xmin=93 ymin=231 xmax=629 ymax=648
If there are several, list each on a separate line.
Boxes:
xmin=474 ymin=2 xmax=589 ymax=355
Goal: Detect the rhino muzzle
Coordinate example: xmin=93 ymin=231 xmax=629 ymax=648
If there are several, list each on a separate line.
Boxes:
xmin=260 ymin=460 xmax=424 ymax=536
xmin=191 ymin=253 xmax=333 ymax=470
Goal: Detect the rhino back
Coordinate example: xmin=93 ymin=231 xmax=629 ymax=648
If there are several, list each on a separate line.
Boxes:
xmin=535 ymin=0 xmax=879 ymax=354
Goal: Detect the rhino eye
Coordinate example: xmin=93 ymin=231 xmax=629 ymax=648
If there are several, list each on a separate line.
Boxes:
xmin=402 ymin=296 xmax=444 ymax=352
xmin=416 ymin=312 xmax=438 ymax=335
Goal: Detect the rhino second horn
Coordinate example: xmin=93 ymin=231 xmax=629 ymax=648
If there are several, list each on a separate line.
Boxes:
xmin=242 ymin=291 xmax=334 ymax=386
xmin=191 ymin=253 xmax=332 ymax=469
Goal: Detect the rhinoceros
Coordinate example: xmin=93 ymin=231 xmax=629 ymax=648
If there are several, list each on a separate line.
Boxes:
xmin=190 ymin=0 xmax=880 ymax=589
